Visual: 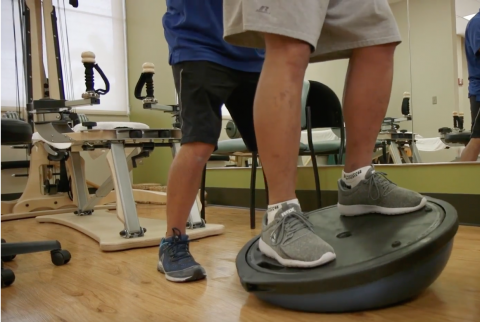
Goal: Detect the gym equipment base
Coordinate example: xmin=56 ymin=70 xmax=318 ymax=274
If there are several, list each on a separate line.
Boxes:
xmin=1 ymin=204 xmax=115 ymax=222
xmin=237 ymin=196 xmax=458 ymax=313
xmin=1 ymin=189 xmax=166 ymax=222
xmin=36 ymin=210 xmax=225 ymax=251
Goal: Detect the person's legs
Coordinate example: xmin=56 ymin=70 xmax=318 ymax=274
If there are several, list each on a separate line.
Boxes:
xmin=224 ymin=0 xmax=427 ymax=216
xmin=460 ymin=96 xmax=480 ymax=161
xmin=224 ymin=0 xmax=336 ymax=268
xmin=254 ymin=34 xmax=309 ymax=207
xmin=302 ymin=0 xmax=427 ymax=216
xmin=159 ymin=61 xmax=235 ymax=282
xmin=336 ymin=43 xmax=426 ymax=215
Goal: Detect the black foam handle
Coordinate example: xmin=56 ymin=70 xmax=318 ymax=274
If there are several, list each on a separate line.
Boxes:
xmin=145 ymin=74 xmax=154 ymax=98
xmin=83 ymin=62 xmax=95 ymax=92
xmin=134 ymin=73 xmax=155 ymax=100
xmin=401 ymin=97 xmax=410 ymax=115
xmin=458 ymin=116 xmax=464 ymax=130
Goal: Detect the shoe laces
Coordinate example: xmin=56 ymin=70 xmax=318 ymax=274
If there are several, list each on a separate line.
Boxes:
xmin=270 ymin=212 xmax=314 ymax=246
xmin=368 ymin=171 xmax=396 ymax=200
xmin=164 ymin=228 xmax=191 ymax=261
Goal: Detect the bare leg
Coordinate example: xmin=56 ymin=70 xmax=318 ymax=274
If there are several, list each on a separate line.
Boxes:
xmin=254 ymin=34 xmax=336 ymax=268
xmin=337 ymin=42 xmax=427 ymax=216
xmin=165 ymin=142 xmax=214 ymax=237
xmin=255 ymin=34 xmax=310 ymax=205
xmin=343 ymin=43 xmax=397 ymax=173
xmin=460 ymin=139 xmax=480 ymax=161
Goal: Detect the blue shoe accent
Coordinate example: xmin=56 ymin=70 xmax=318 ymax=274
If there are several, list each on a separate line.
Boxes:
xmin=158 ymin=228 xmax=206 ymax=282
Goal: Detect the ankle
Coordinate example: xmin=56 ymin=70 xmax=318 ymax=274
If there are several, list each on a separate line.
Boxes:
xmin=342 ymin=165 xmax=372 ymax=188
xmin=165 ymin=227 xmax=186 ymax=239
xmin=267 ymin=198 xmax=301 ymax=223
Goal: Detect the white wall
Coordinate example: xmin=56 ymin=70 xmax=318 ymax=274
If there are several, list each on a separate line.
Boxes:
xmin=409 ymin=0 xmax=459 ymax=162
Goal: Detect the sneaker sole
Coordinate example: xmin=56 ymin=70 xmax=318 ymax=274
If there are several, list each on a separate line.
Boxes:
xmin=258 ymin=238 xmax=336 ymax=268
xmin=157 ymin=261 xmax=207 ymax=282
xmin=337 ymin=197 xmax=427 ymax=216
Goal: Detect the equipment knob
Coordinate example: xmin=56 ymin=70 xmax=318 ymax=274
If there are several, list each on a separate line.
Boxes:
xmin=82 ymin=122 xmax=97 ymax=130
xmin=81 ymin=51 xmax=96 ymax=64
xmin=142 ymin=62 xmax=155 ymax=74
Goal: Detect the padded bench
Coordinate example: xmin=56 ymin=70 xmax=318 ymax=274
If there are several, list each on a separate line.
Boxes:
xmin=444 ymin=132 xmax=471 ymax=145
xmin=215 ymin=138 xmax=343 ymax=156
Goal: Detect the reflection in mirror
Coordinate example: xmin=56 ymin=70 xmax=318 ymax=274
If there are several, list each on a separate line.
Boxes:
xmin=304 ymin=0 xmax=414 ymax=165
xmin=213 ymin=0 xmax=416 ymax=169
xmin=409 ymin=0 xmax=480 ymax=163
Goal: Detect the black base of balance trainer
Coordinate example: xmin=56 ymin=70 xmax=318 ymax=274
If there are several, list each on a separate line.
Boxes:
xmin=236 ymin=196 xmax=458 ymax=313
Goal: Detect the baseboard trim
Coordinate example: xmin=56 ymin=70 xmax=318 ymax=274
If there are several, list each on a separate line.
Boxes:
xmin=206 ymin=187 xmax=480 ymax=226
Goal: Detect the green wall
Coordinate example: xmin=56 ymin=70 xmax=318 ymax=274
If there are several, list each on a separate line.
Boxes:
xmin=205 ymin=163 xmax=480 ymax=194
xmin=125 ymin=0 xmax=176 ymax=185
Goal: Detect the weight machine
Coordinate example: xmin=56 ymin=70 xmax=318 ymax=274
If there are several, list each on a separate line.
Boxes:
xmin=376 ymin=92 xmax=422 ymax=164
xmin=4 ymin=0 xmax=224 ymax=251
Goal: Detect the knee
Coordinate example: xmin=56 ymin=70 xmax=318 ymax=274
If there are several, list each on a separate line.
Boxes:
xmin=180 ymin=142 xmax=215 ymax=165
xmin=263 ymin=33 xmax=311 ymax=71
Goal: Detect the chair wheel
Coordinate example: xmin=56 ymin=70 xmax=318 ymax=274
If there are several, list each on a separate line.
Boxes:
xmin=1 ymin=268 xmax=15 ymax=287
xmin=50 ymin=249 xmax=71 ymax=266
xmin=2 ymin=254 xmax=16 ymax=262
xmin=1 ymin=239 xmax=16 ymax=262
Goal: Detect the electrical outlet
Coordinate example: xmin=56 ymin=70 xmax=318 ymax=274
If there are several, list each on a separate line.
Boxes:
xmin=432 ymin=96 xmax=437 ymax=105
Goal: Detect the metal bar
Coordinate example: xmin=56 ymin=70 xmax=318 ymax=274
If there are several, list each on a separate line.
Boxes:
xmin=410 ymin=140 xmax=423 ymax=163
xmin=200 ymin=165 xmax=206 ymax=222
xmin=70 ymin=152 xmax=89 ymax=211
xmin=147 ymin=104 xmax=174 ymax=112
xmin=64 ymin=98 xmax=99 ymax=107
xmin=400 ymin=147 xmax=411 ymax=164
xmin=109 ymin=142 xmax=143 ymax=237
xmin=82 ymin=148 xmax=140 ymax=210
xmin=250 ymin=151 xmax=257 ymax=229
xmin=388 ymin=142 xmax=404 ymax=164
xmin=43 ymin=0 xmax=63 ymax=100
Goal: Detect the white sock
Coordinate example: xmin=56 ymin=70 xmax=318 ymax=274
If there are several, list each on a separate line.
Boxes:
xmin=267 ymin=198 xmax=300 ymax=224
xmin=342 ymin=166 xmax=372 ymax=188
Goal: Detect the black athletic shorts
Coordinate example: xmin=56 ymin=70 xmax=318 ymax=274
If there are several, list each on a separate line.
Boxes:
xmin=470 ymin=95 xmax=480 ymax=139
xmin=172 ymin=61 xmax=260 ymax=151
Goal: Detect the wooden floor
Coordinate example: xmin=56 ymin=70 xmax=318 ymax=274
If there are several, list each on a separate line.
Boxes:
xmin=1 ymin=205 xmax=479 ymax=322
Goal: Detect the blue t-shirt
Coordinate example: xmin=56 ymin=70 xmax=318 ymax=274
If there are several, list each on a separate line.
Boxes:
xmin=162 ymin=0 xmax=265 ymax=73
xmin=465 ymin=10 xmax=480 ymax=100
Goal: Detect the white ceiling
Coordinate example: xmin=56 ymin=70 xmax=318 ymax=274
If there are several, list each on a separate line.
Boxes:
xmin=388 ymin=0 xmax=479 ymax=37
xmin=455 ymin=0 xmax=480 ymax=37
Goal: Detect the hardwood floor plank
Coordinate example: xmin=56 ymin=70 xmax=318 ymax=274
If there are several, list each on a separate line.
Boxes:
xmin=2 ymin=205 xmax=479 ymax=322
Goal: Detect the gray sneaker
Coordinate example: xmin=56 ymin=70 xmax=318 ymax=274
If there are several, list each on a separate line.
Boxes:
xmin=259 ymin=203 xmax=336 ymax=268
xmin=337 ymin=168 xmax=427 ymax=216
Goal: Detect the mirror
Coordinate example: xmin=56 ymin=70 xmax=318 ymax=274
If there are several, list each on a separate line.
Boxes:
xmin=304 ymin=0 xmax=413 ymax=166
xmin=409 ymin=0 xmax=479 ymax=163
xmin=213 ymin=0 xmax=415 ymax=169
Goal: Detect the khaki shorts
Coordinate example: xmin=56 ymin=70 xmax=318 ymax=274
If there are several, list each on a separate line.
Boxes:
xmin=223 ymin=0 xmax=402 ymax=62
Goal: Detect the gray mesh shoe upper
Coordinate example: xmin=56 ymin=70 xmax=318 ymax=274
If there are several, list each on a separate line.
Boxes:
xmin=261 ymin=203 xmax=335 ymax=262
xmin=338 ymin=168 xmax=425 ymax=209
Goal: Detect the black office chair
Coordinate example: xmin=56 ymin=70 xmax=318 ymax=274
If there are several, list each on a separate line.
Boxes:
xmin=200 ymin=80 xmax=345 ymax=229
xmin=299 ymin=80 xmax=345 ymax=209
xmin=1 ymin=117 xmax=71 ymax=288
